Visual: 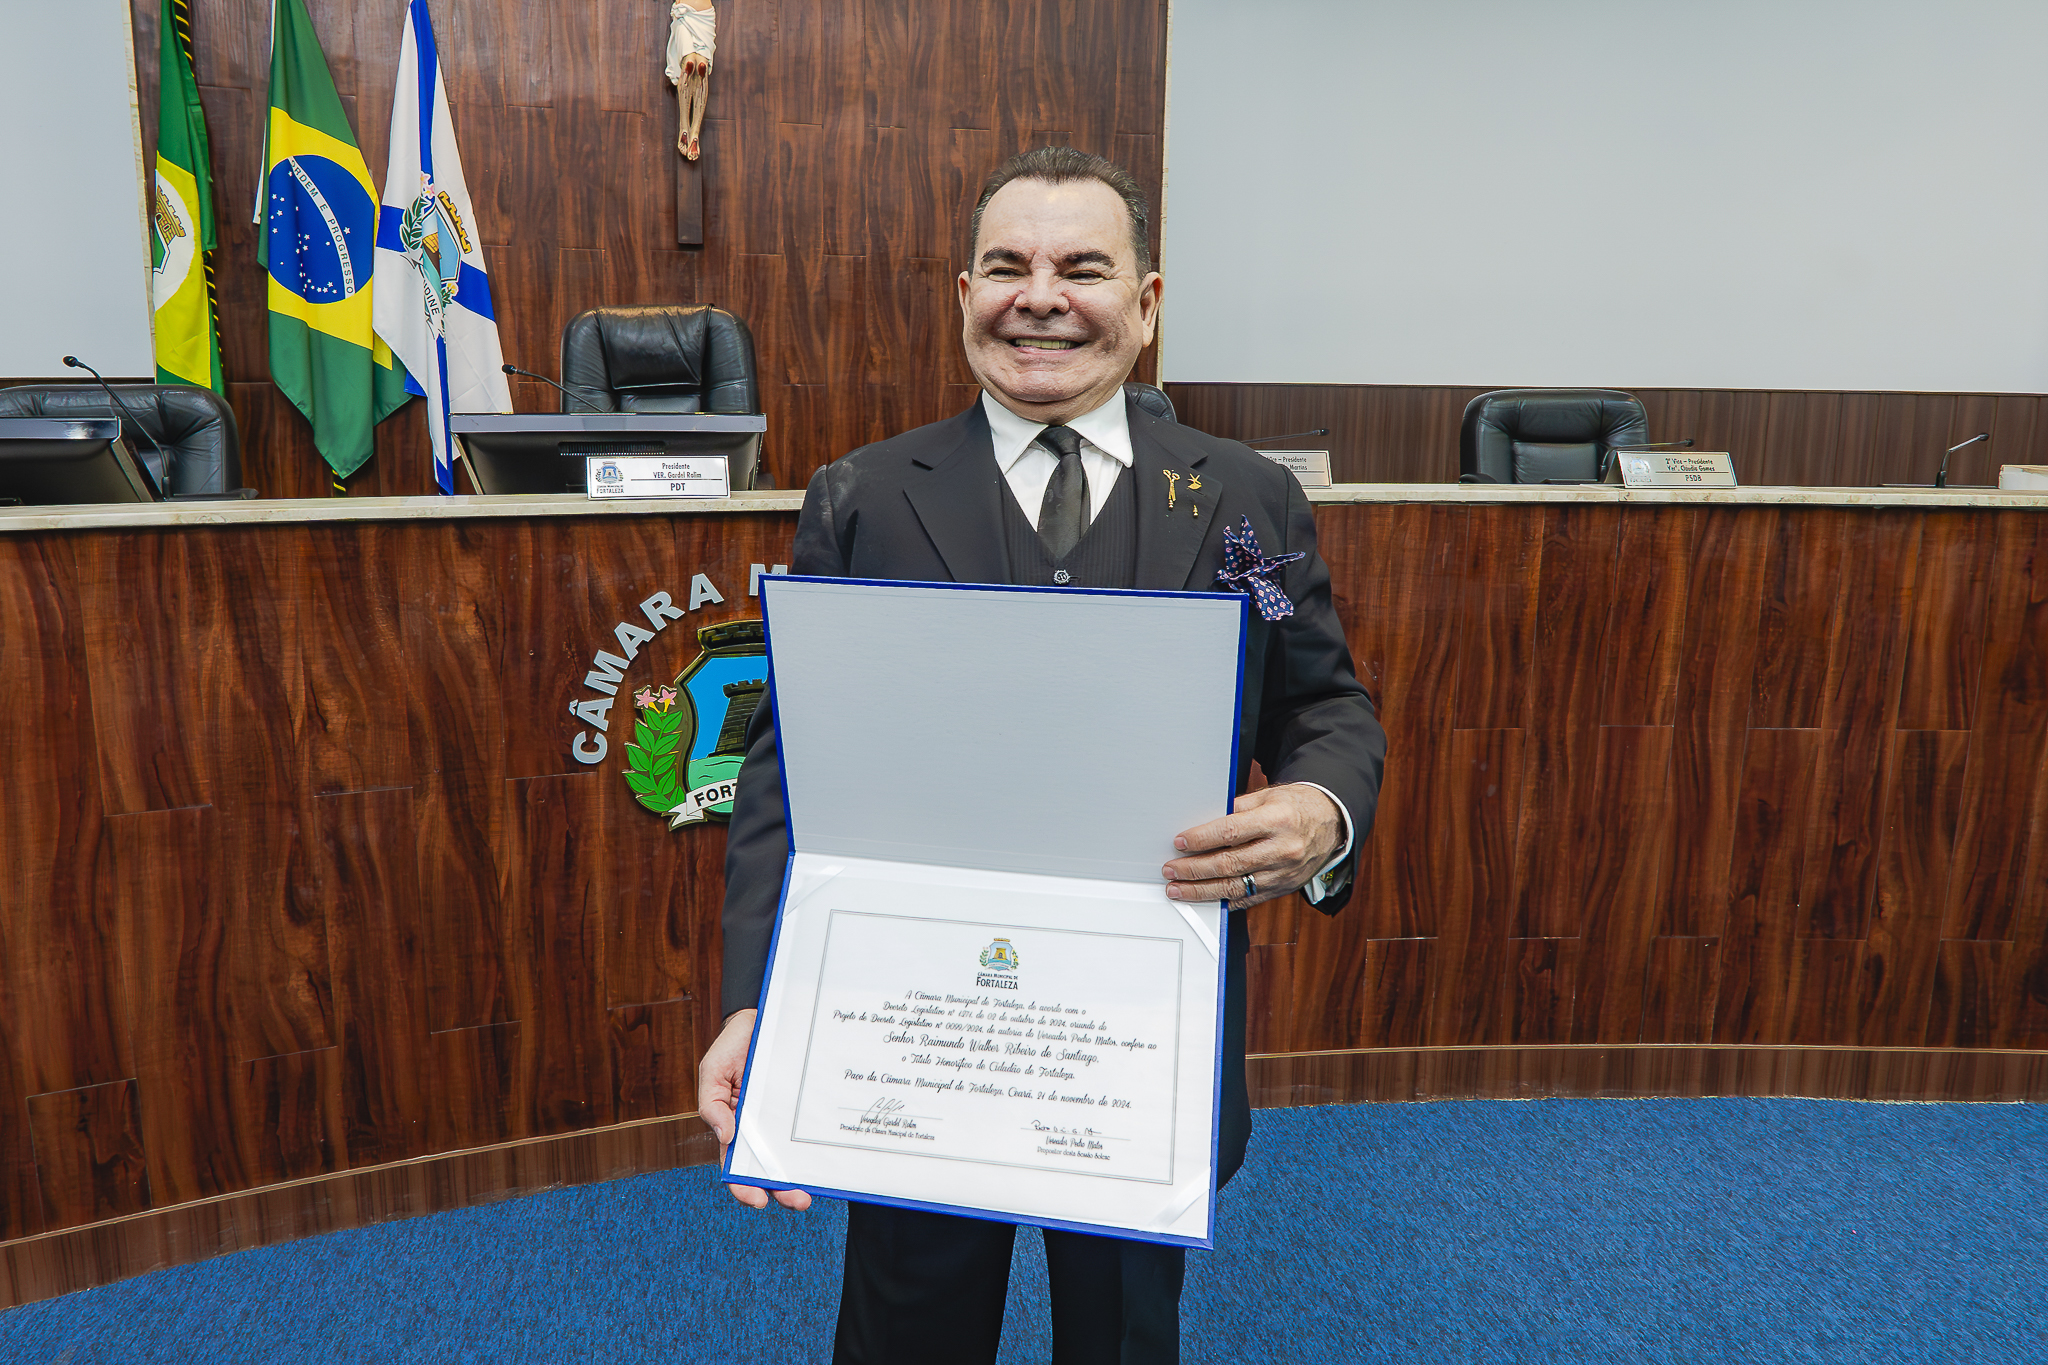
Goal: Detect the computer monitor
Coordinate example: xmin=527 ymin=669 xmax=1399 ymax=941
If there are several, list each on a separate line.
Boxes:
xmin=0 ymin=417 xmax=159 ymax=505
xmin=450 ymin=413 xmax=767 ymax=494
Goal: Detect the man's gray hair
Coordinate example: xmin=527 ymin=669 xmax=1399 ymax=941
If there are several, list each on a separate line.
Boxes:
xmin=969 ymin=147 xmax=1154 ymax=275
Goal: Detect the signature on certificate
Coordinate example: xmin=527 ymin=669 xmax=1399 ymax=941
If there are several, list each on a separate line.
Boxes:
xmin=1027 ymin=1118 xmax=1121 ymax=1139
xmin=862 ymin=1096 xmax=908 ymax=1124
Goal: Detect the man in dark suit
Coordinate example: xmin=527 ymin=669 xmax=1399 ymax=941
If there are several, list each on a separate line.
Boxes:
xmin=698 ymin=147 xmax=1386 ymax=1364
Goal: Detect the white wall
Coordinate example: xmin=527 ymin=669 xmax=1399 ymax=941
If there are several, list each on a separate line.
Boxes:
xmin=0 ymin=0 xmax=155 ymax=377
xmin=1160 ymin=0 xmax=2048 ymax=392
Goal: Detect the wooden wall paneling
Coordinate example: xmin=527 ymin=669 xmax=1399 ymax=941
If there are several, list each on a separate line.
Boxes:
xmin=1241 ymin=1046 xmax=2048 ymax=1112
xmin=0 ymin=933 xmax=44 ymax=1241
xmin=398 ymin=524 xmax=511 ymax=1036
xmin=1761 ymin=389 xmax=1844 ymax=487
xmin=1500 ymin=939 xmax=1576 ymax=1044
xmin=1942 ymin=511 xmax=2048 ymax=942
xmin=1896 ymin=511 xmax=1993 ymax=730
xmin=1508 ymin=506 xmax=1623 ymax=938
xmin=236 ymin=1045 xmax=346 ymax=1186
xmin=1984 ymin=393 xmax=2042 ymax=488
xmin=1711 ymin=729 xmax=1823 ymax=1044
xmin=1856 ymin=730 xmax=1969 ymax=1047
xmin=1929 ymin=941 xmax=2015 ymax=1048
xmin=429 ymin=1020 xmax=522 ymax=1152
xmin=299 ymin=525 xmax=415 ymax=794
xmin=0 ymin=537 xmax=126 ymax=1103
xmin=1357 ymin=940 xmax=1433 ymax=1049
xmin=1794 ymin=510 xmax=1916 ymax=940
xmin=316 ymin=787 xmax=429 ymax=1170
xmin=609 ymin=998 xmax=698 ymax=1124
xmin=1450 ymin=505 xmax=1540 ymax=730
xmin=106 ymin=806 xmax=244 ymax=1208
xmin=1570 ymin=727 xmax=1676 ymax=1043
xmin=1750 ymin=510 xmax=1841 ymax=730
xmin=1783 ymin=939 xmax=1867 ymax=1047
xmin=1640 ymin=937 xmax=1720 ymax=1045
xmin=493 ymin=516 xmax=683 ymax=782
xmin=1661 ymin=508 xmax=1772 ymax=937
xmin=1598 ymin=508 xmax=1692 ymax=727
xmin=1244 ymin=943 xmax=1296 ymax=1057
xmin=1 ymin=1111 xmax=721 ymax=1311
xmin=1427 ymin=728 xmax=1523 ymax=1047
xmin=1829 ymin=392 xmax=1887 ymax=488
xmin=24 ymin=1081 xmax=151 ymax=1230
xmin=1334 ymin=505 xmax=1464 ymax=941
xmin=503 ymin=772 xmax=616 ymax=1138
xmin=75 ymin=533 xmax=212 ymax=814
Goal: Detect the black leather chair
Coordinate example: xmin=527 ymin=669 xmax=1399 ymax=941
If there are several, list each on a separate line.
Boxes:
xmin=1459 ymin=389 xmax=1648 ymax=484
xmin=0 ymin=383 xmax=247 ymax=497
xmin=560 ymin=305 xmax=759 ymax=416
xmin=1123 ymin=381 xmax=1176 ymax=424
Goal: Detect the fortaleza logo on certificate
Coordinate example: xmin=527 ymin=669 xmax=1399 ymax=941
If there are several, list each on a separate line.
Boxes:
xmin=624 ymin=619 xmax=767 ymax=828
xmin=977 ymin=937 xmax=1021 ymax=988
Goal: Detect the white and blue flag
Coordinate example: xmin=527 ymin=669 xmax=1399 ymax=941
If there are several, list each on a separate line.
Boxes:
xmin=372 ymin=0 xmax=510 ymax=493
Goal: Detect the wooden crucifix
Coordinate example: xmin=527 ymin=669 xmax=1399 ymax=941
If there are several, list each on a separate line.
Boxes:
xmin=667 ymin=0 xmax=715 ymax=245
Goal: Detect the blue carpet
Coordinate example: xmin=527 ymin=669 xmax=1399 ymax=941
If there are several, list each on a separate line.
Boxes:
xmin=4 ymin=1098 xmax=2045 ymax=1363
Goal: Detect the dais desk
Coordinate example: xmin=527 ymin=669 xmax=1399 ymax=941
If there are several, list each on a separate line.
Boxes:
xmin=3 ymin=485 xmax=2045 ymax=1303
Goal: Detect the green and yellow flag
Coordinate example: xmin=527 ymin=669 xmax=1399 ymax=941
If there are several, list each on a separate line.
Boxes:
xmin=258 ymin=0 xmax=410 ymax=478
xmin=151 ymin=0 xmax=222 ymax=392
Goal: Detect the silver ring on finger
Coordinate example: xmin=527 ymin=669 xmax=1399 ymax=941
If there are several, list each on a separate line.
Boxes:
xmin=1242 ymin=874 xmax=1257 ymax=900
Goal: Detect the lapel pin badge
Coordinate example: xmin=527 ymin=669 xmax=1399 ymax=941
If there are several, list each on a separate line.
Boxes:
xmin=1162 ymin=469 xmax=1181 ymax=509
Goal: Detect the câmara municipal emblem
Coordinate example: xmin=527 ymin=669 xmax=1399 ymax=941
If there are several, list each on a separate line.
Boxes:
xmin=624 ymin=618 xmax=766 ymax=828
xmin=979 ymin=938 xmax=1020 ymax=971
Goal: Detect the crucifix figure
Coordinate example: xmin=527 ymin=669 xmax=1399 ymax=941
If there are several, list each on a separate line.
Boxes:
xmin=666 ymin=0 xmax=716 ymax=161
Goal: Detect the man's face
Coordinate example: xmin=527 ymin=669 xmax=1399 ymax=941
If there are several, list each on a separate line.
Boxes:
xmin=957 ymin=177 xmax=1163 ymax=425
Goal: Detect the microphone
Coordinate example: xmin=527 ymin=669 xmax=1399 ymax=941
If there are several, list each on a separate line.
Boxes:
xmin=62 ymin=355 xmax=167 ymax=496
xmin=502 ymin=363 xmax=606 ymax=414
xmin=1936 ymin=433 xmax=1989 ymax=489
xmin=1240 ymin=428 xmax=1330 ymax=446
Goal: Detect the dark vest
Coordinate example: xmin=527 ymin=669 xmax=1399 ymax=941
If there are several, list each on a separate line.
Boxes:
xmin=999 ymin=461 xmax=1139 ymax=589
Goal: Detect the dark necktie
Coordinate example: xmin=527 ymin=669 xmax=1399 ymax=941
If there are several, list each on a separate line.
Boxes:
xmin=1034 ymin=424 xmax=1089 ymax=561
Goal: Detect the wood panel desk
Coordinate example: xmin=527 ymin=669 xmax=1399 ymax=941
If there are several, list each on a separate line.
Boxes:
xmin=4 ymin=485 xmax=2045 ymax=1304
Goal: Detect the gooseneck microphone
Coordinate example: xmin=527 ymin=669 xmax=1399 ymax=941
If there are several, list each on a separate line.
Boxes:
xmin=1240 ymin=428 xmax=1331 ymax=446
xmin=62 ymin=355 xmax=168 ymax=495
xmin=1936 ymin=433 xmax=1989 ymax=489
xmin=502 ymin=363 xmax=606 ymax=413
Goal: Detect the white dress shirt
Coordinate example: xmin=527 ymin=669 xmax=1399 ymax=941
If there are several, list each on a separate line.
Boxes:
xmin=979 ymin=389 xmax=1355 ymax=903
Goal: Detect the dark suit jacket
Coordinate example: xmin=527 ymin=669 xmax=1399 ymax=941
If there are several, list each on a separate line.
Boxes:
xmin=719 ymin=396 xmax=1387 ymax=1183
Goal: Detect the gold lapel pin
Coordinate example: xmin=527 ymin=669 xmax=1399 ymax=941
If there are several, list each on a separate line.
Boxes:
xmin=1162 ymin=469 xmax=1181 ymax=509
xmin=1186 ymin=473 xmax=1202 ymax=517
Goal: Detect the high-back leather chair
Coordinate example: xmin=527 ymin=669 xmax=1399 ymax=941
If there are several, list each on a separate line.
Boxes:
xmin=1459 ymin=389 xmax=1648 ymax=484
xmin=1123 ymin=381 xmax=1176 ymax=424
xmin=559 ymin=305 xmax=759 ymax=416
xmin=0 ymin=383 xmax=246 ymax=497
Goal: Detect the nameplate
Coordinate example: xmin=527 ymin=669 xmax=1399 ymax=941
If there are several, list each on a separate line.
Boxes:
xmin=585 ymin=454 xmax=731 ymax=499
xmin=1999 ymin=465 xmax=2048 ymax=491
xmin=1258 ymin=450 xmax=1333 ymax=488
xmin=1605 ymin=450 xmax=1737 ymax=488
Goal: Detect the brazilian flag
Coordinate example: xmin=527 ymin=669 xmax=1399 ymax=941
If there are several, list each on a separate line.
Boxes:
xmin=258 ymin=0 xmax=410 ymax=478
xmin=151 ymin=0 xmax=222 ymax=393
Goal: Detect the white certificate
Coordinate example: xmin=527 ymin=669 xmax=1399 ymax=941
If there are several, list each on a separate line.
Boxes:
xmin=727 ymin=578 xmax=1246 ymax=1247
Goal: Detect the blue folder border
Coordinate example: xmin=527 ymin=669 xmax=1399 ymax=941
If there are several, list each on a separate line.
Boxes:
xmin=722 ymin=574 xmax=1250 ymax=1252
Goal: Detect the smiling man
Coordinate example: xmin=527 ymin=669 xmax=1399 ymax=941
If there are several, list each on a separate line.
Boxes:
xmin=699 ymin=148 xmax=1387 ymax=1364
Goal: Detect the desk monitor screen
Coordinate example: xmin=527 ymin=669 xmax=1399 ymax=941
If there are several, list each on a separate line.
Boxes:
xmin=452 ymin=414 xmax=767 ymax=494
xmin=0 ymin=417 xmax=158 ymax=505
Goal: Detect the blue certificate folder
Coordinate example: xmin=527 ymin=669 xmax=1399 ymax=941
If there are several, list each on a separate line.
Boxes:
xmin=725 ymin=576 xmax=1249 ymax=1249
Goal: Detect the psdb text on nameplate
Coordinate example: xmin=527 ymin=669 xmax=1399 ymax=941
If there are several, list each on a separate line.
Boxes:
xmin=585 ymin=454 xmax=732 ymax=500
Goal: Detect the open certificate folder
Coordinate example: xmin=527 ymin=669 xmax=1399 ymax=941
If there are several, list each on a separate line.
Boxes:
xmin=726 ymin=576 xmax=1248 ymax=1248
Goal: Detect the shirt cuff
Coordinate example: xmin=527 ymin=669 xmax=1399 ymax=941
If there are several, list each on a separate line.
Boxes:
xmin=1295 ymin=782 xmax=1354 ymax=905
